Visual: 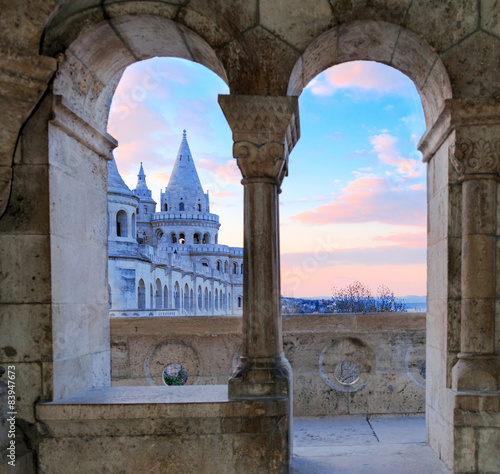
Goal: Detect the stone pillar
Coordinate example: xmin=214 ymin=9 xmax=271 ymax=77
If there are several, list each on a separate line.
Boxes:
xmin=450 ymin=132 xmax=500 ymax=392
xmin=219 ymin=95 xmax=300 ymax=399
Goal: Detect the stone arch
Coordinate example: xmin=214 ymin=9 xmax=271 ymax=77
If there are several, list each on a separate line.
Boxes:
xmin=288 ymin=21 xmax=452 ymax=126
xmin=155 ymin=278 xmax=162 ymax=309
xmin=116 ymin=210 xmax=128 ymax=237
xmin=138 ymin=279 xmax=146 ymax=309
xmin=43 ymin=13 xmax=228 ymax=135
xmin=174 ymin=281 xmax=180 ymax=310
xmin=202 ymin=232 xmax=210 ymax=244
xmin=215 ymin=288 xmax=219 ymax=311
xmin=184 ymin=283 xmax=189 ymax=313
xmin=163 ymin=285 xmax=168 ymax=309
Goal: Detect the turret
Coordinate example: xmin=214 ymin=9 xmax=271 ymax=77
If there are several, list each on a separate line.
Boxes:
xmin=160 ymin=130 xmax=210 ymax=213
xmin=133 ymin=162 xmax=156 ymax=243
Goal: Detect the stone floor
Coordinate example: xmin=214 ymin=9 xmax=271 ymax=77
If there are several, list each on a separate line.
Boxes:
xmin=292 ymin=415 xmax=451 ymax=473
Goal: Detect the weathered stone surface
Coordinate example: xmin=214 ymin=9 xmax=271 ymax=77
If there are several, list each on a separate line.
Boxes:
xmin=329 ymin=0 xmax=411 ymax=24
xmin=441 ymin=31 xmax=500 ymax=99
xmin=404 ymin=0 xmax=479 ymax=53
xmin=260 ymin=0 xmax=335 ymax=51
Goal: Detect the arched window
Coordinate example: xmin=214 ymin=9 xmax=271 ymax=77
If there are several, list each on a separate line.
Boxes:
xmin=184 ymin=284 xmax=189 ymax=313
xmin=190 ymin=289 xmax=194 ymax=313
xmin=215 ymin=234 xmax=218 ymax=244
xmin=217 ymin=260 xmax=222 ymax=272
xmin=204 ymin=287 xmax=208 ymax=311
xmin=215 ymin=289 xmax=219 ymax=311
xmin=224 ymin=261 xmax=228 ymax=273
xmin=198 ymin=203 xmax=202 ymax=211
xmin=131 ymin=213 xmax=136 ymax=238
xmin=164 ymin=285 xmax=168 ymax=308
xmin=179 ymin=233 xmax=185 ymax=244
xmin=164 ymin=203 xmax=168 ymax=211
xmin=144 ymin=205 xmax=148 ymax=214
xmin=193 ymin=233 xmax=200 ymax=244
xmin=138 ymin=279 xmax=145 ymax=309
xmin=198 ymin=286 xmax=202 ymax=310
xmin=116 ymin=210 xmax=128 ymax=237
xmin=238 ymin=296 xmax=242 ymax=308
xmin=228 ymin=292 xmax=231 ymax=311
xmin=150 ymin=284 xmax=154 ymax=309
xmin=155 ymin=279 xmax=162 ymax=309
xmin=179 ymin=202 xmax=185 ymax=211
xmin=171 ymin=233 xmax=177 ymax=244
xmin=174 ymin=282 xmax=180 ymax=310
xmin=202 ymin=233 xmax=209 ymax=244
xmin=232 ymin=262 xmax=238 ymax=274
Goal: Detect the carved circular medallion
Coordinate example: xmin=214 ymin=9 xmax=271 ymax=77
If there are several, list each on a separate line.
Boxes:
xmin=319 ymin=337 xmax=374 ymax=392
xmin=144 ymin=340 xmax=200 ymax=386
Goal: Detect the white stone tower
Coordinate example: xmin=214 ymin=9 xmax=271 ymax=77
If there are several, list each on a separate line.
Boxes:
xmin=155 ymin=130 xmax=220 ymax=247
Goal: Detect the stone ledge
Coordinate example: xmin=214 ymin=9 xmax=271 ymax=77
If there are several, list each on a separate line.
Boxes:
xmin=37 ymin=385 xmax=288 ymax=424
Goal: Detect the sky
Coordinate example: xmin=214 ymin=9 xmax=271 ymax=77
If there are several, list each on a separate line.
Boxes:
xmin=107 ymin=57 xmax=427 ymax=298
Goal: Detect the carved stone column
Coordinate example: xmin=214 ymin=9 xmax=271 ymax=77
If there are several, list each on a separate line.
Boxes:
xmin=218 ymin=95 xmax=299 ymax=399
xmin=450 ymin=134 xmax=500 ymax=392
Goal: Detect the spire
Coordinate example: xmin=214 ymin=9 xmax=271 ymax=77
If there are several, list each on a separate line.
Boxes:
xmin=166 ymin=130 xmax=204 ymax=196
xmin=133 ymin=161 xmax=156 ymax=204
xmin=135 ymin=161 xmax=148 ymax=190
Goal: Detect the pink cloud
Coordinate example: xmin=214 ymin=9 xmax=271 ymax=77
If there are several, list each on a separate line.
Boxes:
xmin=211 ymin=191 xmax=237 ymax=198
xmin=308 ymin=61 xmax=413 ymax=97
xmin=214 ymin=160 xmax=241 ymax=183
xmin=369 ymin=133 xmax=423 ymax=178
xmin=374 ymin=230 xmax=426 ymax=248
xmin=290 ymin=176 xmax=426 ymax=226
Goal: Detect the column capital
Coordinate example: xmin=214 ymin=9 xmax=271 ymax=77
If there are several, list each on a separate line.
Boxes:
xmin=449 ymin=137 xmax=500 ymax=179
xmin=418 ymin=98 xmax=500 ymax=164
xmin=218 ymin=95 xmax=300 ymax=182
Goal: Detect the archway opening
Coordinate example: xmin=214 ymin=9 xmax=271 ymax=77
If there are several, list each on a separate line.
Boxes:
xmin=282 ymin=59 xmax=430 ymax=426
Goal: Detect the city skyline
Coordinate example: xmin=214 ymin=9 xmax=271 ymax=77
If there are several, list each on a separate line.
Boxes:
xmin=108 ymin=57 xmax=427 ymax=297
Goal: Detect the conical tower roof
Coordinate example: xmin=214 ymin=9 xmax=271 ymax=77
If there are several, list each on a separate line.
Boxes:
xmin=108 ymin=154 xmax=134 ymax=197
xmin=166 ymin=130 xmax=204 ymax=196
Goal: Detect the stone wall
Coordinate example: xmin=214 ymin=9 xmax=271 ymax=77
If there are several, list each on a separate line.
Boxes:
xmin=111 ymin=313 xmax=426 ymax=416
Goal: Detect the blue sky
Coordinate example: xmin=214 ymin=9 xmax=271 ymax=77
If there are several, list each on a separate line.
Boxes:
xmin=108 ymin=57 xmax=427 ymax=297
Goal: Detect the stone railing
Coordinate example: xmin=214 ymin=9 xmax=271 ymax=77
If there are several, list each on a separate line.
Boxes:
xmin=110 ymin=309 xmax=178 ymax=318
xmin=151 ymin=211 xmax=219 ymax=223
xmin=110 ymin=312 xmax=426 ymax=416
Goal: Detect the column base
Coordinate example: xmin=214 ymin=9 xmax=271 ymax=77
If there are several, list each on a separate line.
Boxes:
xmin=452 ymin=353 xmax=500 ymax=392
xmin=228 ymin=354 xmax=292 ymax=400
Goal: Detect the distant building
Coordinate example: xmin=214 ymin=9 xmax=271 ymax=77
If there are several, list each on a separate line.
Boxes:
xmin=108 ymin=131 xmax=243 ymax=317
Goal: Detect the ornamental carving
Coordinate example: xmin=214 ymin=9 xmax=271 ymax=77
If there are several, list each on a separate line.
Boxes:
xmin=233 ymin=140 xmax=286 ymax=179
xmin=449 ymin=138 xmax=500 ymax=177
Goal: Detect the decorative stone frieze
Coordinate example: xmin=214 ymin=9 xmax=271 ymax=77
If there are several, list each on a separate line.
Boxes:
xmin=449 ymin=138 xmax=500 ymax=178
